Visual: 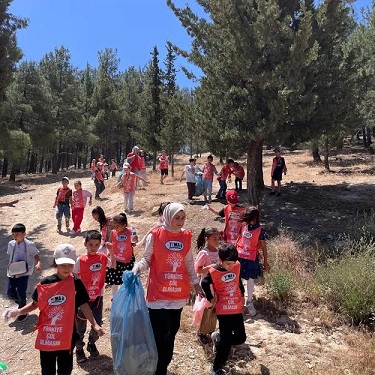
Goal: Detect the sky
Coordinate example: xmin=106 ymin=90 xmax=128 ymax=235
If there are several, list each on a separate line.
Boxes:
xmin=9 ymin=0 xmax=373 ymax=89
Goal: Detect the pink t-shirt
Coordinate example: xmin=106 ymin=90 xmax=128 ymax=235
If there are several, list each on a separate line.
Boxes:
xmin=194 ymin=247 xmax=219 ymax=281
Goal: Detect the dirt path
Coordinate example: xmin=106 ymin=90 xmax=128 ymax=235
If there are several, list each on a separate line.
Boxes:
xmin=0 ymin=148 xmax=374 ymax=374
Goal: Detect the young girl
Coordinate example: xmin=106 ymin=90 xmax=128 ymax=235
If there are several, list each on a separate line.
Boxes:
xmin=132 ymin=203 xmax=204 ymax=375
xmin=91 ymin=206 xmax=112 ymax=254
xmin=193 ymin=227 xmax=220 ymax=345
xmin=117 ymin=162 xmax=147 ymax=212
xmin=106 ymin=213 xmax=137 ymax=297
xmin=3 ymin=244 xmax=104 ymax=375
xmin=202 ymin=155 xmax=218 ymax=204
xmin=236 ymin=207 xmax=270 ymax=316
xmin=71 ymin=180 xmax=92 ymax=233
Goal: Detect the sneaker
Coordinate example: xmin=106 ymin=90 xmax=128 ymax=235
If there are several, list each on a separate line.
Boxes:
xmin=7 ymin=293 xmax=17 ymax=301
xmin=56 ymin=227 xmax=62 ymax=234
xmin=198 ymin=333 xmax=209 ymax=345
xmin=246 ymin=302 xmax=257 ymax=317
xmin=76 ymin=349 xmax=87 ymax=363
xmin=87 ymin=342 xmax=99 ymax=357
xmin=210 ymin=365 xmax=226 ymax=375
xmin=269 ymin=191 xmax=276 ymax=196
xmin=17 ymin=314 xmax=28 ymax=322
xmin=211 ymin=332 xmax=220 ymax=354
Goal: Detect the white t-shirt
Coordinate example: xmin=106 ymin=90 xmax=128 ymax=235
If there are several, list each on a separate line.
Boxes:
xmin=7 ymin=238 xmax=39 ymax=277
xmin=184 ymin=164 xmax=200 ymax=183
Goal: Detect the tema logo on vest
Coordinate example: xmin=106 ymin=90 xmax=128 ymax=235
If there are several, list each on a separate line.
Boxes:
xmin=89 ymin=263 xmax=102 ymax=272
xmin=48 ymin=294 xmax=67 ymax=306
xmin=116 ymin=234 xmax=127 ymax=241
xmin=165 ymin=241 xmax=184 ymax=251
xmin=243 ymin=231 xmax=253 ymax=239
xmin=221 ymin=273 xmax=236 ymax=283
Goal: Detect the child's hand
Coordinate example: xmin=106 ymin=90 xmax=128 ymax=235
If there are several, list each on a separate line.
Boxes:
xmin=210 ymin=295 xmax=218 ymax=306
xmin=3 ymin=308 xmax=20 ymax=322
xmin=35 ymin=262 xmax=42 ymax=273
xmin=263 ymin=262 xmax=270 ymax=272
xmin=194 ymin=283 xmax=205 ymax=298
xmin=110 ymin=257 xmax=117 ymax=269
xmin=92 ymin=324 xmax=105 ymax=337
xmin=105 ymin=242 xmax=113 ymax=249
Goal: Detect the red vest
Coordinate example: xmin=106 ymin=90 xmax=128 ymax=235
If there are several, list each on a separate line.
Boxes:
xmin=159 ymin=156 xmax=168 ymax=170
xmin=146 ymin=227 xmax=192 ymax=302
xmin=210 ymin=262 xmax=243 ymax=315
xmin=35 ymin=276 xmax=75 ymax=351
xmin=78 ymin=253 xmax=108 ymax=301
xmin=223 ymin=205 xmax=246 ymax=245
xmin=56 ymin=188 xmax=71 ymax=203
xmin=72 ymin=189 xmax=84 ymax=209
xmin=203 ymin=162 xmax=215 ymax=180
xmin=111 ymin=228 xmax=133 ymax=263
xmin=122 ymin=172 xmax=137 ymax=193
xmin=95 ymin=168 xmax=104 ymax=182
xmin=236 ymin=225 xmax=262 ymax=260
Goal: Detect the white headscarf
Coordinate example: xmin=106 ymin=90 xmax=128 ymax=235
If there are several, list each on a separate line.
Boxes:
xmin=162 ymin=203 xmax=185 ymax=232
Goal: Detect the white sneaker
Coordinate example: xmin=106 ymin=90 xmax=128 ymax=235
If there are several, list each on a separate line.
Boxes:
xmin=246 ymin=302 xmax=257 ymax=317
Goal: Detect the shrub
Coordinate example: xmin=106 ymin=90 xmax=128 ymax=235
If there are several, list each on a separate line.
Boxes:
xmin=317 ymin=253 xmax=375 ymax=325
xmin=267 ymin=268 xmax=294 ymax=300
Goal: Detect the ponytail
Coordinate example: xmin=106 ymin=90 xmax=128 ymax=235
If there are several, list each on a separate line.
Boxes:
xmin=196 ymin=228 xmax=206 ymax=251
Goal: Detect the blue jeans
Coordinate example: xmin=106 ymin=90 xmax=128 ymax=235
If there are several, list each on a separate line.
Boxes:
xmin=7 ymin=275 xmax=29 ymax=308
xmin=216 ymin=180 xmax=227 ymax=199
xmin=56 ymin=204 xmax=70 ymax=229
xmin=203 ymin=179 xmax=213 ymax=202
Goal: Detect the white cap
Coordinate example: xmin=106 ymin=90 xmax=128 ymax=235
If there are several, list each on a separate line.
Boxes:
xmin=53 ymin=244 xmax=77 ymax=265
xmin=123 ymin=162 xmax=130 ymax=169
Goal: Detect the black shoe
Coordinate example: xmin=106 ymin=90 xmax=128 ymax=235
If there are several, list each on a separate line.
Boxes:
xmin=198 ymin=333 xmax=209 ymax=345
xmin=269 ymin=191 xmax=276 ymax=196
xmin=7 ymin=293 xmax=17 ymax=301
xmin=76 ymin=349 xmax=87 ymax=363
xmin=87 ymin=342 xmax=99 ymax=357
xmin=17 ymin=314 xmax=28 ymax=322
xmin=210 ymin=365 xmax=226 ymax=375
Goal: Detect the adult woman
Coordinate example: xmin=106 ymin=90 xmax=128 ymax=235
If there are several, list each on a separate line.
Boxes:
xmin=133 ymin=203 xmax=203 ymax=375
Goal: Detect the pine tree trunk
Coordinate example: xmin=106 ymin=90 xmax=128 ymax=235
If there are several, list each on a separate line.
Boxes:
xmin=152 ymin=150 xmax=157 ymax=171
xmin=246 ymin=139 xmax=264 ymax=206
xmin=170 ymin=152 xmax=174 ymax=177
xmin=39 ymin=155 xmax=44 ymax=173
xmin=9 ymin=163 xmax=17 ymax=182
xmin=324 ymin=137 xmax=330 ymax=171
xmin=2 ymin=158 xmax=8 ymax=178
xmin=312 ymin=143 xmax=321 ymax=162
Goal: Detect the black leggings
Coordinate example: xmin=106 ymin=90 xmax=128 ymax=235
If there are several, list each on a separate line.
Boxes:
xmin=149 ymin=308 xmax=182 ymax=375
xmin=40 ymin=345 xmax=74 ymax=375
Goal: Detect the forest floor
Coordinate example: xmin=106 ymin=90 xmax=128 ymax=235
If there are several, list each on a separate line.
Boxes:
xmin=0 ymin=145 xmax=374 ymax=375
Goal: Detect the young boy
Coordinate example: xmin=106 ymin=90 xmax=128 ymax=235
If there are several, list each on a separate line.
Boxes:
xmin=202 ymin=155 xmax=218 ymax=204
xmin=53 ymin=176 xmax=73 ymax=233
xmin=201 ymin=244 xmax=246 ymax=375
xmin=270 ymin=147 xmax=287 ymax=196
xmin=208 ymin=190 xmax=246 ymax=245
xmin=3 ymin=243 xmax=105 ymax=375
xmin=73 ymin=231 xmax=109 ymax=363
xmin=94 ymin=162 xmax=105 ymax=199
xmin=158 ymin=150 xmax=169 ymax=184
xmin=180 ymin=158 xmax=202 ymax=200
xmin=71 ymin=180 xmax=93 ymax=234
xmin=232 ymin=162 xmax=245 ymax=192
xmin=216 ymin=159 xmax=234 ymax=199
xmin=117 ymin=162 xmax=148 ymax=212
xmin=6 ymin=223 xmax=42 ymax=321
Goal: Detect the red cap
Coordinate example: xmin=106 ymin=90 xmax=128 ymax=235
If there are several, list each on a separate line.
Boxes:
xmin=225 ymin=190 xmax=238 ymax=204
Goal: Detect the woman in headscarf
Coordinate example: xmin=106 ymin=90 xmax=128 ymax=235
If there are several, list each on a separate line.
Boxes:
xmin=133 ymin=203 xmax=204 ymax=375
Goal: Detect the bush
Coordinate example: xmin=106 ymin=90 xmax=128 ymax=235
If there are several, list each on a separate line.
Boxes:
xmin=317 ymin=253 xmax=375 ymax=325
xmin=267 ymin=268 xmax=294 ymax=300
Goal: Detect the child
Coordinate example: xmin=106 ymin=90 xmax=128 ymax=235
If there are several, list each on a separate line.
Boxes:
xmin=106 ymin=213 xmax=137 ymax=297
xmin=202 ymin=154 xmax=218 ymax=204
xmin=117 ymin=162 xmax=148 ymax=212
xmin=201 ymin=244 xmax=246 ymax=375
xmin=158 ymin=150 xmax=169 ymax=184
xmin=216 ymin=159 xmax=234 ymax=200
xmin=193 ymin=227 xmax=220 ymax=345
xmin=6 ymin=223 xmax=42 ymax=322
xmin=53 ymin=176 xmax=73 ymax=233
xmin=110 ymin=159 xmax=117 ymax=177
xmin=126 ymin=146 xmax=142 ymax=174
xmin=92 ymin=206 xmax=112 ymax=254
xmin=208 ymin=190 xmax=246 ymax=246
xmin=132 ymin=203 xmax=204 ymax=375
xmin=180 ymin=158 xmax=202 ymax=200
xmin=236 ymin=207 xmax=270 ymax=316
xmin=270 ymin=147 xmax=287 ymax=196
xmin=73 ymin=231 xmax=109 ymax=363
xmin=232 ymin=162 xmax=245 ymax=192
xmin=138 ymin=150 xmax=148 ymax=187
xmin=71 ymin=180 xmax=92 ymax=233
xmin=3 ymin=244 xmax=105 ymax=375
xmin=90 ymin=159 xmax=96 ymax=179
xmin=93 ymin=162 xmax=105 ymax=199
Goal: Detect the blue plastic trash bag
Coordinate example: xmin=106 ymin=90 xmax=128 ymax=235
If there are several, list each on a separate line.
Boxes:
xmin=194 ymin=172 xmax=204 ymax=196
xmin=110 ymin=271 xmax=158 ymax=375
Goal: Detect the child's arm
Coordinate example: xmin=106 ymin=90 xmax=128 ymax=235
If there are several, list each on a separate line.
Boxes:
xmin=179 ymin=170 xmax=185 ymax=182
xmin=283 ymin=159 xmax=287 ymax=175
xmin=135 ymin=174 xmax=148 ymax=184
xmin=53 ymin=190 xmax=59 ymax=208
xmin=260 ymin=240 xmax=270 ymax=272
xmin=201 ymin=272 xmax=215 ymax=303
xmin=79 ymin=303 xmax=105 ymax=336
xmin=3 ymin=300 xmax=38 ymax=321
xmin=34 ymin=254 xmax=42 ymax=273
xmin=207 ymin=205 xmax=220 ymax=216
